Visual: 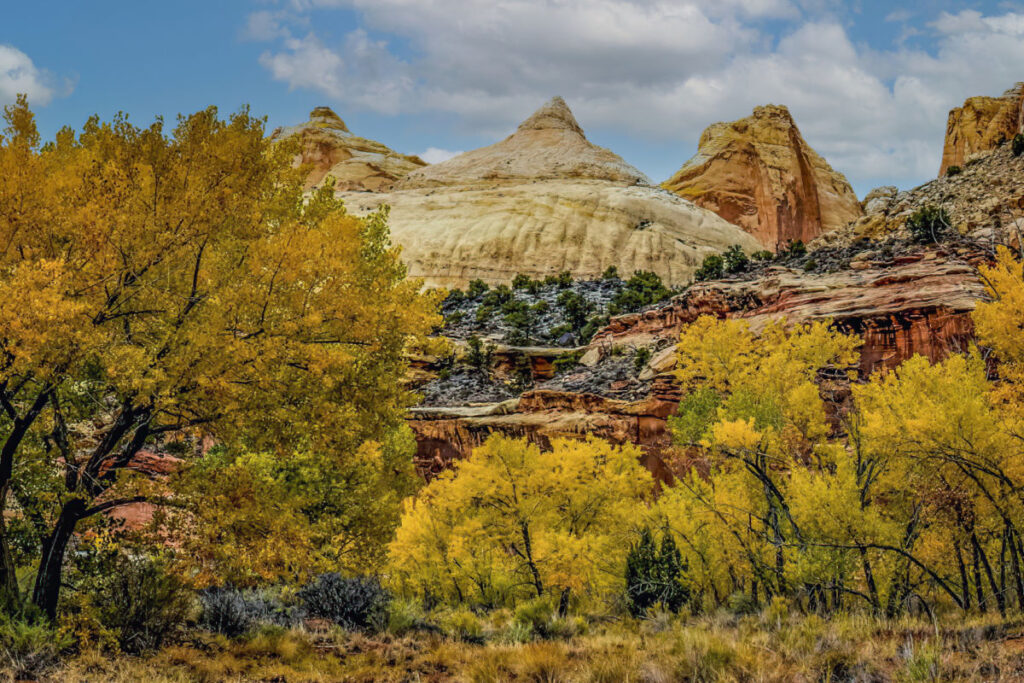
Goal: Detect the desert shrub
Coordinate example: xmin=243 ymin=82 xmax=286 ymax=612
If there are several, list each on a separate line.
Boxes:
xmin=553 ymin=350 xmax=583 ymax=374
xmin=906 ymin=205 xmax=952 ymax=243
xmin=751 ymin=250 xmax=774 ymax=262
xmin=445 ymin=310 xmax=465 ymax=326
xmin=723 ymin=245 xmax=749 ymax=273
xmin=441 ymin=608 xmax=485 ymax=643
xmin=726 ymin=590 xmax=758 ymax=615
xmin=481 ymin=284 xmax=513 ymax=308
xmin=578 ymin=314 xmax=609 ymax=344
xmin=387 ymin=599 xmax=430 ymax=636
xmin=557 ymin=290 xmax=593 ymax=333
xmin=297 ymin=574 xmax=391 ymax=632
xmin=625 ymin=528 xmax=688 ymax=616
xmin=555 ymin=271 xmax=573 ymax=288
xmin=602 ymin=265 xmax=620 ymax=279
xmin=88 ymin=556 xmax=194 ymax=653
xmin=610 ymin=270 xmax=672 ymax=312
xmin=512 ymin=273 xmax=533 ymax=289
xmin=514 ymin=597 xmax=557 ymax=639
xmin=198 ymin=586 xmax=299 ymax=637
xmin=467 ymin=279 xmax=489 ymax=298
xmin=946 ymin=164 xmax=962 ymax=176
xmin=474 ymin=304 xmax=494 ymax=325
xmin=803 ymin=258 xmax=818 ymax=271
xmin=445 ymin=289 xmax=465 ymax=305
xmin=1013 ymin=133 xmax=1024 ymax=157
xmin=782 ymin=239 xmax=807 ymax=257
xmin=634 ymin=347 xmax=652 ymax=374
xmin=693 ymin=254 xmax=724 ymax=281
xmin=0 ymin=616 xmax=72 ymax=679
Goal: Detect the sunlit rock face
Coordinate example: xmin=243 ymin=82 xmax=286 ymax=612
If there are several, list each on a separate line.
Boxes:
xmin=270 ymin=106 xmax=427 ymax=192
xmin=662 ymin=105 xmax=862 ymax=251
xmin=337 ymin=97 xmax=760 ymax=289
xmin=940 ymin=83 xmax=1024 ymax=177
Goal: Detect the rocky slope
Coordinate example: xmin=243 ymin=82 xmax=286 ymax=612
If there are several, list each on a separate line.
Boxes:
xmin=940 ymin=83 xmax=1023 ymax=176
xmin=270 ymin=107 xmax=426 ymax=192
xmin=662 ymin=105 xmax=862 ymax=250
xmin=337 ymin=97 xmax=760 ymax=289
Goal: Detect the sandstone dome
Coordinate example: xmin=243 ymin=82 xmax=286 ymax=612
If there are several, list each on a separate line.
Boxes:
xmin=662 ymin=105 xmax=862 ymax=250
xmin=270 ymin=107 xmax=426 ymax=192
xmin=940 ymin=83 xmax=1024 ymax=176
xmin=337 ymin=97 xmax=760 ymax=289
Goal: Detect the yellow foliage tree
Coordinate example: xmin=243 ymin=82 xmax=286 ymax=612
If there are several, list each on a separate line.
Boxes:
xmin=0 ymin=97 xmax=440 ymax=616
xmin=387 ymin=435 xmax=654 ymax=609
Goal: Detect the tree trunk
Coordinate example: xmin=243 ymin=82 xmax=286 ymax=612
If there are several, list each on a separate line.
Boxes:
xmin=32 ymin=498 xmax=85 ymax=619
xmin=519 ymin=520 xmax=543 ymax=598
xmin=1009 ymin=526 xmax=1024 ymax=610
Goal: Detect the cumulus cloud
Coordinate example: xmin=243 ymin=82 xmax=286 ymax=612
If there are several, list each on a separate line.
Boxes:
xmin=0 ymin=45 xmax=66 ymax=106
xmin=250 ymin=2 xmax=1024 ymax=190
xmin=419 ymin=147 xmax=463 ymax=164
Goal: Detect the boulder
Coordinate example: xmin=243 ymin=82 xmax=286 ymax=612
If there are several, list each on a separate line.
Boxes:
xmin=662 ymin=105 xmax=862 ymax=250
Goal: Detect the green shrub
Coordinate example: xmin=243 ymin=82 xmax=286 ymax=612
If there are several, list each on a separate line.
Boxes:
xmin=557 ymin=290 xmax=593 ymax=333
xmin=89 ymin=556 xmax=193 ymax=654
xmin=633 ymin=346 xmax=651 ymax=374
xmin=467 ymin=279 xmax=489 ymax=298
xmin=783 ymin=239 xmax=806 ymax=257
xmin=511 ymin=273 xmax=533 ymax=289
xmin=555 ymin=271 xmax=573 ymax=288
xmin=610 ymin=270 xmax=671 ymax=312
xmin=514 ymin=597 xmax=557 ymax=639
xmin=906 ymin=205 xmax=951 ymax=243
xmin=1013 ymin=133 xmax=1024 ymax=157
xmin=481 ymin=284 xmax=513 ymax=308
xmin=553 ymin=350 xmax=583 ymax=374
xmin=751 ymin=250 xmax=774 ymax=262
xmin=441 ymin=608 xmax=485 ymax=643
xmin=198 ymin=586 xmax=299 ymax=638
xmin=578 ymin=314 xmax=609 ymax=344
xmin=945 ymin=164 xmax=962 ymax=176
xmin=445 ymin=289 xmax=465 ymax=305
xmin=723 ymin=245 xmax=749 ymax=273
xmin=803 ymin=258 xmax=818 ymax=272
xmin=387 ymin=599 xmax=429 ymax=636
xmin=602 ymin=265 xmax=620 ymax=280
xmin=445 ymin=311 xmax=465 ymax=326
xmin=694 ymin=254 xmax=724 ymax=281
xmin=466 ymin=335 xmax=494 ymax=372
xmin=0 ymin=616 xmax=72 ymax=679
xmin=475 ymin=305 xmax=494 ymax=325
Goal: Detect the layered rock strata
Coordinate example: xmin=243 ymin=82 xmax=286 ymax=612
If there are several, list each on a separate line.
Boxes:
xmin=662 ymin=105 xmax=862 ymax=249
xmin=337 ymin=97 xmax=760 ymax=288
xmin=940 ymin=83 xmax=1024 ymax=176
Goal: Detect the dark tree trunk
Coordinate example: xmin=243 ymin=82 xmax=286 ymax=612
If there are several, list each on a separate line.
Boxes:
xmin=32 ymin=499 xmax=85 ymax=619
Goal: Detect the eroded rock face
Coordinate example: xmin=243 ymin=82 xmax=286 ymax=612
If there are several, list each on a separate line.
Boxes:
xmin=662 ymin=105 xmax=862 ymax=250
xmin=271 ymin=107 xmax=426 ymax=192
xmin=407 ymin=247 xmax=988 ymax=476
xmin=338 ymin=97 xmax=760 ymax=288
xmin=940 ymin=83 xmax=1024 ymax=177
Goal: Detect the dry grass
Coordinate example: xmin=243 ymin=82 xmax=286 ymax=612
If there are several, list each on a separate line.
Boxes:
xmin=19 ymin=612 xmax=1024 ymax=682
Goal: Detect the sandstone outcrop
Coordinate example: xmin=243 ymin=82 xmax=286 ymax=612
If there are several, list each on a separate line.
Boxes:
xmin=337 ymin=97 xmax=760 ymax=288
xmin=939 ymin=83 xmax=1024 ymax=176
xmin=271 ymin=107 xmax=426 ymax=192
xmin=408 ymin=246 xmax=988 ymax=477
xmin=662 ymin=105 xmax=862 ymax=250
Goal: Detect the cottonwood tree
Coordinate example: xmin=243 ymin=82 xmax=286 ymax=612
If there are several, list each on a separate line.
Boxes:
xmin=0 ymin=97 xmax=439 ymax=616
xmin=387 ymin=435 xmax=654 ymax=609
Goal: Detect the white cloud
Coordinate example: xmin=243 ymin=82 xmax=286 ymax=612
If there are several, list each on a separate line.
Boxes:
xmin=0 ymin=45 xmax=65 ymax=107
xmin=419 ymin=147 xmax=462 ymax=164
xmin=250 ymin=2 xmax=1024 ymax=191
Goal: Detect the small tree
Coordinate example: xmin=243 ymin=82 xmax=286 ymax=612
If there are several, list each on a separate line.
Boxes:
xmin=557 ymin=290 xmax=593 ymax=335
xmin=1013 ymin=133 xmax=1024 ymax=157
xmin=466 ymin=335 xmax=494 ymax=373
xmin=723 ymin=245 xmax=749 ymax=274
xmin=906 ymin=205 xmax=952 ymax=243
xmin=625 ymin=528 xmax=688 ymax=616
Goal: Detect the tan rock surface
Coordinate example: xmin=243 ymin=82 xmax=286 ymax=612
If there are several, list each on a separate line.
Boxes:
xmin=271 ymin=107 xmax=426 ymax=192
xmin=939 ymin=83 xmax=1024 ymax=176
xmin=662 ymin=105 xmax=862 ymax=250
xmin=338 ymin=98 xmax=760 ymax=288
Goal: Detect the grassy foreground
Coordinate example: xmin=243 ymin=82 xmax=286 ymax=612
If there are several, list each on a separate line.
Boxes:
xmin=20 ymin=612 xmax=1024 ymax=682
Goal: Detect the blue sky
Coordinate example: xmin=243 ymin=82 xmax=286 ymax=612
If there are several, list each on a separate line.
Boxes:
xmin=3 ymin=1 xmax=1024 ymax=197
